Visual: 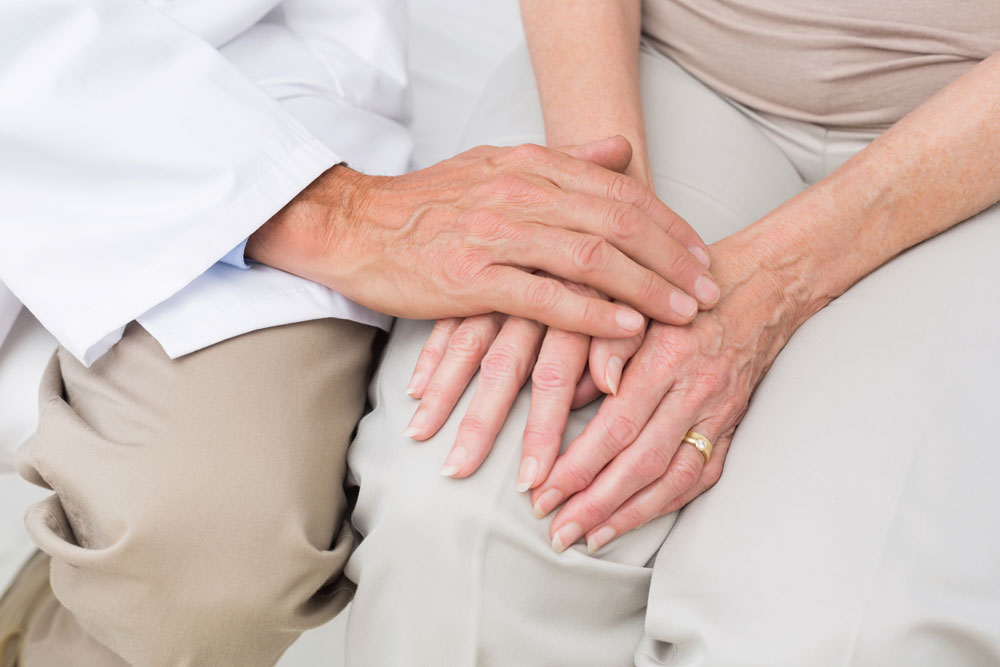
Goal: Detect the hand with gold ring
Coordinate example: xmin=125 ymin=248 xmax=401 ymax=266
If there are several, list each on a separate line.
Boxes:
xmin=529 ymin=237 xmax=803 ymax=553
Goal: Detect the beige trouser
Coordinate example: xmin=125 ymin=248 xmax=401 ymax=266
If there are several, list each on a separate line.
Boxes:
xmin=16 ymin=319 xmax=376 ymax=666
xmin=344 ymin=45 xmax=1000 ymax=665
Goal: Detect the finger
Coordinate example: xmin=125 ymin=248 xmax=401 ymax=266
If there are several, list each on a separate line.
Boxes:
xmin=589 ymin=315 xmax=646 ymax=396
xmin=406 ymin=313 xmax=504 ymax=440
xmin=441 ymin=317 xmax=545 ymax=478
xmin=574 ymin=441 xmax=708 ymax=553
xmin=557 ymin=136 xmax=633 ymax=175
xmin=503 ymin=223 xmax=702 ymax=325
xmin=484 ymin=267 xmax=646 ymax=339
xmin=522 ymin=192 xmax=719 ymax=308
xmin=660 ymin=433 xmax=731 ymax=516
xmin=530 ymin=345 xmax=672 ymax=518
xmin=548 ymin=397 xmax=694 ymax=552
xmin=408 ymin=318 xmax=462 ymax=398
xmin=571 ymin=372 xmax=601 ymax=409
xmin=518 ymin=327 xmax=591 ymax=492
xmin=525 ymin=140 xmax=711 ymax=266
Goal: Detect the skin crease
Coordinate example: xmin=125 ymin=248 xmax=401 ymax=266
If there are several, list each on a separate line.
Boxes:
xmin=410 ymin=0 xmax=1000 ymax=553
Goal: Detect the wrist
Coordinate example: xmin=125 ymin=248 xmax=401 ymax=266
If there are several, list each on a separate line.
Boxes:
xmin=246 ymin=164 xmax=379 ymax=287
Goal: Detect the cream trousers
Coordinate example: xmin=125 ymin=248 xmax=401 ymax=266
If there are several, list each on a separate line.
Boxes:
xmin=344 ymin=46 xmax=1000 ymax=666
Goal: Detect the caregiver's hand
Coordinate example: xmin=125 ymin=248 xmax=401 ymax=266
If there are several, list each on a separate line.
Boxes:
xmin=248 ymin=136 xmax=717 ymax=338
xmin=403 ymin=279 xmax=650 ymax=482
xmin=531 ymin=238 xmax=800 ymax=553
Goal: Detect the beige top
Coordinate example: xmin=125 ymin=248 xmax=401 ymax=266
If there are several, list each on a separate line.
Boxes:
xmin=643 ymin=0 xmax=1000 ymax=128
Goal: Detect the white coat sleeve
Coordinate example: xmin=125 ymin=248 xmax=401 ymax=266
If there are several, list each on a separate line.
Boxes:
xmin=0 ymin=0 xmax=342 ymax=364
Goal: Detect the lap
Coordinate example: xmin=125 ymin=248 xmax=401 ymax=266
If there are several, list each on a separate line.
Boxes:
xmin=16 ymin=318 xmax=376 ymax=665
xmin=641 ymin=202 xmax=1000 ymax=666
xmin=346 ymin=46 xmax=805 ymax=665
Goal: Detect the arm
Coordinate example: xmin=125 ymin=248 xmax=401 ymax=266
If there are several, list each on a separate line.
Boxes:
xmin=0 ymin=0 xmax=340 ymax=365
xmin=521 ymin=1 xmax=651 ymax=187
xmin=395 ymin=2 xmax=718 ymax=484
xmin=533 ymin=51 xmax=1000 ymax=551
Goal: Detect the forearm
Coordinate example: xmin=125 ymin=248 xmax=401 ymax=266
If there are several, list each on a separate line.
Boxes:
xmin=731 ymin=51 xmax=1000 ymax=327
xmin=520 ymin=0 xmax=649 ymax=185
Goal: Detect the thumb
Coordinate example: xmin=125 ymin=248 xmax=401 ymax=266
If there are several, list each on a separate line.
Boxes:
xmin=557 ymin=135 xmax=633 ymax=173
xmin=589 ymin=310 xmax=646 ymax=396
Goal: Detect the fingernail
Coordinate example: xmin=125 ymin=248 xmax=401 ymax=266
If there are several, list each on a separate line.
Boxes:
xmin=403 ymin=409 xmax=427 ymax=438
xmin=406 ymin=373 xmax=423 ymax=397
xmin=694 ymin=276 xmax=720 ymax=305
xmin=587 ymin=526 xmax=616 ymax=553
xmin=670 ymin=291 xmax=698 ymax=318
xmin=615 ymin=308 xmax=644 ymax=333
xmin=440 ymin=447 xmax=467 ymax=477
xmin=516 ymin=457 xmax=539 ymax=493
xmin=552 ymin=522 xmax=583 ymax=553
xmin=604 ymin=355 xmax=623 ymax=396
xmin=533 ymin=488 xmax=563 ymax=518
xmin=689 ymin=245 xmax=711 ymax=269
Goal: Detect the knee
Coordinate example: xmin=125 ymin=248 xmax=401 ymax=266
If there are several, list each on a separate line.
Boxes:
xmin=27 ymin=480 xmax=351 ymax=666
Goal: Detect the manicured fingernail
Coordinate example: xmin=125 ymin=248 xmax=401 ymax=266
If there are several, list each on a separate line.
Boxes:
xmin=533 ymin=488 xmax=563 ymax=518
xmin=403 ymin=409 xmax=427 ymax=438
xmin=440 ymin=447 xmax=467 ymax=477
xmin=406 ymin=373 xmax=423 ymax=397
xmin=516 ymin=457 xmax=539 ymax=493
xmin=615 ymin=308 xmax=644 ymax=333
xmin=552 ymin=522 xmax=583 ymax=553
xmin=605 ymin=355 xmax=623 ymax=396
xmin=689 ymin=245 xmax=711 ymax=269
xmin=694 ymin=276 xmax=720 ymax=305
xmin=670 ymin=291 xmax=698 ymax=318
xmin=587 ymin=526 xmax=616 ymax=553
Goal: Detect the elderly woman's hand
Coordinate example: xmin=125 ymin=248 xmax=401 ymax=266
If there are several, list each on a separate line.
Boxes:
xmin=531 ymin=237 xmax=802 ymax=552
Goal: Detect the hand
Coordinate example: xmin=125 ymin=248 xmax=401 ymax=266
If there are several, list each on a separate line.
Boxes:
xmin=530 ymin=238 xmax=801 ymax=552
xmin=247 ymin=136 xmax=718 ymax=339
xmin=403 ymin=280 xmax=616 ymax=481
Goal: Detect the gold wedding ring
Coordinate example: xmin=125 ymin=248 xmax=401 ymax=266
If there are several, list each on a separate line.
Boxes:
xmin=682 ymin=430 xmax=713 ymax=464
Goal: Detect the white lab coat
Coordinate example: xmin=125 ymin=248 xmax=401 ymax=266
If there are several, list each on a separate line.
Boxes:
xmin=0 ymin=0 xmax=411 ymax=365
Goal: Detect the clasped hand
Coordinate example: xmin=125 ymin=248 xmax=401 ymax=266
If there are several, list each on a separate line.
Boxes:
xmin=405 ymin=220 xmax=796 ymax=552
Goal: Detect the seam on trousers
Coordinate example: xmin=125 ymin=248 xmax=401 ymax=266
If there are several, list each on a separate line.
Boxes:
xmin=469 ymin=412 xmax=529 ymax=666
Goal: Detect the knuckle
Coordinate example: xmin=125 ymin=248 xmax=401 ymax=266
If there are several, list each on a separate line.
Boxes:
xmin=479 ymin=347 xmax=524 ymax=384
xmin=526 ymin=278 xmax=560 ymax=312
xmin=447 ymin=327 xmax=491 ymax=361
xmin=618 ymin=504 xmax=649 ymax=531
xmin=572 ymin=236 xmax=608 ymax=274
xmin=461 ymin=209 xmax=512 ymax=240
xmin=446 ymin=248 xmax=490 ymax=284
xmin=508 ymin=142 xmax=549 ymax=165
xmin=636 ymin=269 xmax=661 ymax=303
xmin=702 ymin=464 xmax=723 ymax=488
xmin=458 ymin=414 xmax=488 ymax=437
xmin=691 ymin=367 xmax=727 ymax=397
xmin=417 ymin=346 xmax=443 ymax=368
xmin=561 ymin=459 xmax=595 ymax=491
xmin=633 ymin=446 xmax=671 ymax=481
xmin=489 ymin=173 xmax=540 ymax=201
xmin=531 ymin=361 xmax=573 ymax=391
xmin=604 ymin=413 xmax=640 ymax=448
xmin=666 ymin=248 xmax=691 ymax=279
xmin=670 ymin=457 xmax=702 ymax=490
xmin=608 ymin=173 xmax=643 ymax=204
xmin=420 ymin=384 xmax=447 ymax=406
xmin=523 ymin=423 xmax=560 ymax=446
xmin=578 ymin=496 xmax=614 ymax=523
xmin=607 ymin=202 xmax=640 ymax=241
